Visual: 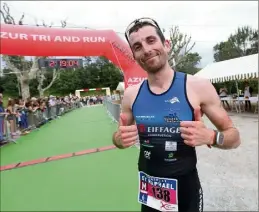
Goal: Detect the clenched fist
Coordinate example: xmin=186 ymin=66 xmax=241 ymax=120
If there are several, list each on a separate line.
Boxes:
xmin=114 ymin=113 xmax=139 ymax=149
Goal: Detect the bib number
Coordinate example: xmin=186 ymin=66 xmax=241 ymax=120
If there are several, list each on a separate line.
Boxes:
xmin=152 ymin=187 xmax=170 ymax=202
xmin=138 ymin=171 xmax=178 ymax=211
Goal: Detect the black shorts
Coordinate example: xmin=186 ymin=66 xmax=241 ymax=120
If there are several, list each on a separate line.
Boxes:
xmin=141 ymin=169 xmax=203 ymax=212
xmin=7 ymin=114 xmax=16 ymax=121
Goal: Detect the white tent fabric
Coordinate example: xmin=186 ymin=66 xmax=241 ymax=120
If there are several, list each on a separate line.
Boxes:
xmin=195 ymin=54 xmax=258 ymax=83
xmin=116 ymin=82 xmax=125 ymax=91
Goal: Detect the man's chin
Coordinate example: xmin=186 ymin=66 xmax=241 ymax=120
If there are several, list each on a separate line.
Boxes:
xmin=138 ymin=61 xmax=163 ymax=73
xmin=145 ymin=66 xmax=162 ymax=74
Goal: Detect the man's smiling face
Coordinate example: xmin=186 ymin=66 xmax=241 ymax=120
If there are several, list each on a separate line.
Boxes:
xmin=128 ymin=25 xmax=170 ymax=74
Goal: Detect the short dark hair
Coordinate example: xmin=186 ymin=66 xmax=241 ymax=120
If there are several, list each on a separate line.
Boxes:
xmin=128 ymin=21 xmax=165 ymax=44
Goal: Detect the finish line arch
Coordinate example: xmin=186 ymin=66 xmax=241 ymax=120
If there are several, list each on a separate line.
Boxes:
xmin=75 ymin=87 xmax=111 ymax=97
xmin=0 ymin=24 xmax=147 ymax=89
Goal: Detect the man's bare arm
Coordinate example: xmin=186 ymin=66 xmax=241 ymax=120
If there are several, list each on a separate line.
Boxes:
xmin=200 ymin=80 xmax=241 ymax=149
xmin=112 ymin=87 xmax=135 ymax=148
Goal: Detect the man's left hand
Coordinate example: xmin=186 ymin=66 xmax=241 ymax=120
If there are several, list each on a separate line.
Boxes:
xmin=180 ymin=108 xmax=214 ymax=147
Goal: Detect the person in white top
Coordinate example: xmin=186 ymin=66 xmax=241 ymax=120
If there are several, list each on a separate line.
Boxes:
xmin=48 ymin=96 xmax=56 ymax=107
xmin=244 ymin=82 xmax=252 ymax=111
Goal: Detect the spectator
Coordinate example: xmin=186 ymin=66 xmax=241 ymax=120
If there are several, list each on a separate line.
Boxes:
xmin=244 ymin=82 xmax=253 ymax=111
xmin=17 ymin=98 xmax=30 ymax=134
xmin=0 ymin=93 xmax=106 ymax=145
xmin=219 ymin=86 xmax=230 ymax=110
xmin=6 ymin=99 xmax=20 ymax=138
xmin=0 ymin=94 xmax=6 ymax=144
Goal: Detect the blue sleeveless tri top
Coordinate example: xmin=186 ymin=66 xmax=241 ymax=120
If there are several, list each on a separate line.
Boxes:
xmin=132 ymin=71 xmax=197 ymax=177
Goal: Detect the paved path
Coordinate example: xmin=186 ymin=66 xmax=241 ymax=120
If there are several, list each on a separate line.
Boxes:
xmin=197 ymin=114 xmax=258 ymax=211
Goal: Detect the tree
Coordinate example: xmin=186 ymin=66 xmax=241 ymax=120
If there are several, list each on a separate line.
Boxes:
xmin=0 ymin=69 xmax=19 ymax=96
xmin=213 ymin=41 xmax=240 ymax=62
xmin=96 ymin=57 xmax=123 ymax=89
xmin=1 ymin=57 xmax=123 ymax=97
xmin=0 ymin=3 xmax=64 ymax=99
xmin=47 ymin=57 xmax=123 ymax=95
xmin=167 ymin=26 xmax=202 ymax=74
xmin=213 ymin=26 xmax=258 ymax=62
xmin=175 ymin=53 xmax=202 ymax=75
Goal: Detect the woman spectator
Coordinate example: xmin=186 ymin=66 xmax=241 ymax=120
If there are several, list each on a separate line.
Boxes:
xmin=244 ymin=82 xmax=253 ymax=111
xmin=219 ymin=86 xmax=230 ymax=110
xmin=6 ymin=99 xmax=19 ymax=138
xmin=0 ymin=95 xmax=7 ymax=143
xmin=17 ymin=98 xmax=30 ymax=135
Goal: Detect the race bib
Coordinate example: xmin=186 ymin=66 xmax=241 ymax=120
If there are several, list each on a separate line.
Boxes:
xmin=138 ymin=171 xmax=178 ymax=211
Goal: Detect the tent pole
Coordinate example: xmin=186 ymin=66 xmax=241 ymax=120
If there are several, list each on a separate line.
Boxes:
xmin=235 ymin=79 xmax=241 ymax=112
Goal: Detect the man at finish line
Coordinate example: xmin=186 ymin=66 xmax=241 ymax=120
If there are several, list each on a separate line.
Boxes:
xmin=112 ymin=18 xmax=241 ymax=212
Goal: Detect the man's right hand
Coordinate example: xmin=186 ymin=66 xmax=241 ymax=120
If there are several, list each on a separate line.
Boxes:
xmin=114 ymin=113 xmax=138 ymax=149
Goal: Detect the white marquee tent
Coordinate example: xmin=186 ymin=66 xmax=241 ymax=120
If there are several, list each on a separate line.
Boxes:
xmin=116 ymin=82 xmax=125 ymax=92
xmin=195 ymin=54 xmax=258 ymax=83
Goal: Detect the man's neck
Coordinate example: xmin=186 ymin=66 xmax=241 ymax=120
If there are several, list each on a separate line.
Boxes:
xmin=147 ymin=64 xmax=175 ymax=89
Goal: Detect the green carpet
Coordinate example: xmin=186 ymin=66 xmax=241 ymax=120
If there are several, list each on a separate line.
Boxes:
xmin=0 ymin=106 xmax=142 ymax=211
xmin=0 ymin=106 xmax=117 ymax=166
xmin=0 ymin=148 xmax=141 ymax=211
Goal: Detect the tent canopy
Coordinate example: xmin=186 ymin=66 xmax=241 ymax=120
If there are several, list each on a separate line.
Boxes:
xmin=195 ymin=54 xmax=258 ymax=83
xmin=116 ymin=82 xmax=125 ymax=91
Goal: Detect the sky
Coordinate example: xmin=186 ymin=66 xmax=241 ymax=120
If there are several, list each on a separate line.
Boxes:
xmin=0 ymin=1 xmax=258 ymax=69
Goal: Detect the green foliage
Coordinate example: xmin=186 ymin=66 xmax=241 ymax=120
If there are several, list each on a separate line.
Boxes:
xmin=29 ymin=79 xmax=40 ymax=97
xmin=213 ymin=26 xmax=258 ymax=62
xmin=213 ymin=79 xmax=258 ymax=95
xmin=80 ymin=90 xmax=106 ymax=96
xmin=1 ymin=95 xmax=10 ymax=107
xmin=0 ymin=57 xmax=123 ymax=98
xmin=175 ymin=53 xmax=202 ymax=75
xmin=48 ymin=57 xmax=123 ymax=96
xmin=0 ymin=71 xmax=19 ymax=96
xmin=8 ymin=56 xmax=33 ymax=71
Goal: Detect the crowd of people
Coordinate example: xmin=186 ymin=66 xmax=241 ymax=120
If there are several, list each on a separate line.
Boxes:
xmin=81 ymin=95 xmax=104 ymax=105
xmin=0 ymin=93 xmax=104 ymax=146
